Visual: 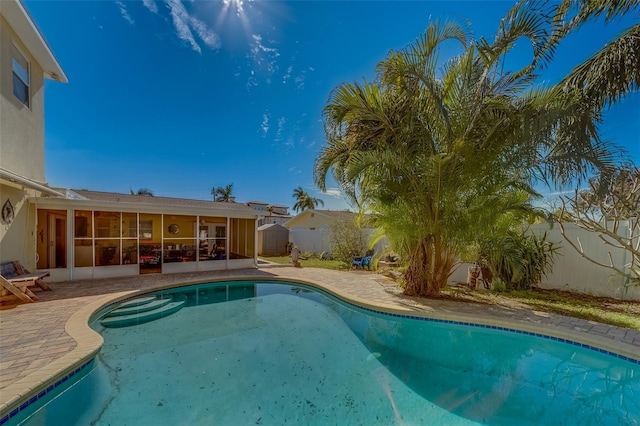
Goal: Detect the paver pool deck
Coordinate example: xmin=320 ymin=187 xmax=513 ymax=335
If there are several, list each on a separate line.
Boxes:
xmin=1 ymin=264 xmax=640 ymax=417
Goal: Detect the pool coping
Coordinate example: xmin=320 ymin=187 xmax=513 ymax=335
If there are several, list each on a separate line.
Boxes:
xmin=1 ymin=274 xmax=639 ymax=420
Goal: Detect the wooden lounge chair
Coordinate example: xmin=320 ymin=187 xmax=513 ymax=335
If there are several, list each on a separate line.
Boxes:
xmin=0 ymin=275 xmax=38 ymax=303
xmin=0 ymin=261 xmax=51 ymax=305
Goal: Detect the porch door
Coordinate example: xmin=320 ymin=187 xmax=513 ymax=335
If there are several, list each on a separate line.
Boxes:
xmin=48 ymin=213 xmax=67 ymax=268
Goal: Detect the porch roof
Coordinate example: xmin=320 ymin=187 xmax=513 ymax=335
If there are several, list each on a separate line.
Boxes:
xmin=35 ymin=189 xmax=259 ymax=219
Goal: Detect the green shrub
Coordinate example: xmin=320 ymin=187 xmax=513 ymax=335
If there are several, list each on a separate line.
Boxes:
xmin=479 ymin=232 xmax=558 ymax=290
xmin=491 ymin=278 xmax=507 ymax=292
xmin=330 ymin=218 xmax=369 ymax=266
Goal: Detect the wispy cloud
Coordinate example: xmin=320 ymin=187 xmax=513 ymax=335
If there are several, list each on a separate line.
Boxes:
xmin=261 ymin=113 xmax=270 ymax=137
xmin=283 ymin=65 xmax=292 ymax=84
xmin=285 ymin=136 xmax=295 ymax=147
xmin=249 ymin=34 xmax=280 ymax=78
xmin=275 ymin=117 xmax=286 ymax=142
xmin=165 ymin=0 xmax=220 ymax=53
xmin=297 ymin=67 xmax=315 ymax=90
xmin=246 ymin=70 xmax=258 ymax=91
xmin=142 ymin=0 xmax=158 ymax=14
xmin=116 ymin=1 xmax=134 ymax=25
xmin=282 ymin=65 xmax=312 ymax=90
xmin=190 ymin=16 xmax=221 ymax=49
xmin=541 ymin=189 xmax=581 ymax=197
xmin=323 ymin=188 xmax=342 ymax=198
xmin=166 ymin=0 xmax=200 ymax=52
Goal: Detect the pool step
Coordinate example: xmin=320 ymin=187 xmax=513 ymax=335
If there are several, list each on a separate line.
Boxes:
xmin=101 ymin=294 xmax=186 ymax=328
xmin=116 ymin=296 xmax=157 ymax=309
xmin=106 ymin=297 xmax=173 ymax=316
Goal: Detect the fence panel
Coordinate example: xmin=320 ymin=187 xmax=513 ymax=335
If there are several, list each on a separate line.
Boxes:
xmin=529 ymin=223 xmax=639 ymax=300
xmin=288 ymin=228 xmax=388 ymax=257
xmin=449 ymin=224 xmax=640 ymax=300
xmin=288 ymin=229 xmax=332 ymax=254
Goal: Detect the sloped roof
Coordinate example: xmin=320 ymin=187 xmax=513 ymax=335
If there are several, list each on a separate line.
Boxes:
xmin=0 ymin=167 xmax=63 ymax=197
xmin=257 ymin=223 xmax=289 ymax=231
xmin=311 ymin=210 xmax=360 ymax=220
xmin=70 ymin=189 xmax=255 ymax=211
xmin=247 ymin=201 xmax=289 ymax=209
xmin=284 ymin=209 xmax=374 ymax=228
xmin=267 ymin=212 xmax=292 ymax=218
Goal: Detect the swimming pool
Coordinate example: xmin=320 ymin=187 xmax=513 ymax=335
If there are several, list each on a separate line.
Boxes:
xmin=8 ymin=280 xmax=640 ymax=425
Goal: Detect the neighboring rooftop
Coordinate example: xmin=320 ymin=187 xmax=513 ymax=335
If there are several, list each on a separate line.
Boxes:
xmin=247 ymin=201 xmax=289 ymax=209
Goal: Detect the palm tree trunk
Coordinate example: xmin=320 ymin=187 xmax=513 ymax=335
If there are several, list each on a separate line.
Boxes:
xmin=403 ymin=235 xmax=455 ymax=297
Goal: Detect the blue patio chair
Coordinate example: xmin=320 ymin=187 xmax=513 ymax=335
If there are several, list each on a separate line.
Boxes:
xmin=353 ymin=251 xmax=374 ymax=270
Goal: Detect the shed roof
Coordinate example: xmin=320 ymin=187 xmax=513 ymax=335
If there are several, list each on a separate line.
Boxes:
xmin=257 ymin=223 xmax=289 ymax=231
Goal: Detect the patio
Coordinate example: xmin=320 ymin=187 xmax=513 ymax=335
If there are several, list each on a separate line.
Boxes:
xmin=1 ymin=265 xmax=640 ymax=417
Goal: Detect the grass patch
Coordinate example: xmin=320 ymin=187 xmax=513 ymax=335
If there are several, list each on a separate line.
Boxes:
xmin=443 ymin=287 xmax=640 ymax=331
xmin=260 ymin=255 xmax=346 ymax=270
xmin=259 ymin=257 xmax=640 ymax=331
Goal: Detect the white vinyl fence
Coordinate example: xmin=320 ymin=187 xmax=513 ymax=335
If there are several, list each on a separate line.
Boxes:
xmin=289 ymin=229 xmax=332 ymax=254
xmin=449 ymin=222 xmax=640 ymax=301
xmin=288 ymin=228 xmax=388 ymax=256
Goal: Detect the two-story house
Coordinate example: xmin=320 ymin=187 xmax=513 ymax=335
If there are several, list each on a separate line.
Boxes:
xmin=0 ymin=0 xmax=67 ymax=271
xmin=0 ymin=0 xmax=260 ymax=283
xmin=247 ymin=201 xmax=291 ymax=226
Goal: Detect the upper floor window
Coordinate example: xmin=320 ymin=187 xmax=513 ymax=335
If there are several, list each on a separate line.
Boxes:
xmin=12 ymin=45 xmax=30 ymax=107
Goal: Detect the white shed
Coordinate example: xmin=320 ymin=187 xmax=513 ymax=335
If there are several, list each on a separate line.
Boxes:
xmin=257 ymin=223 xmax=289 ymax=256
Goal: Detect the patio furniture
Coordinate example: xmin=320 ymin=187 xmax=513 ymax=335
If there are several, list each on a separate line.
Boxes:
xmin=0 ymin=260 xmax=51 ymax=304
xmin=353 ymin=250 xmax=374 ymax=270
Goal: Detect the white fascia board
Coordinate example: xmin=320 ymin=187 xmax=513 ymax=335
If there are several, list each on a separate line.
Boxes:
xmin=33 ymin=197 xmax=261 ymax=219
xmin=0 ymin=0 xmax=68 ymax=83
xmin=0 ymin=167 xmax=64 ymax=196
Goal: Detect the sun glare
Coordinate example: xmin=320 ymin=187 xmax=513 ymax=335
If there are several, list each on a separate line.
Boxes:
xmin=217 ymin=0 xmax=256 ymax=39
xmin=223 ymin=0 xmax=245 ymax=16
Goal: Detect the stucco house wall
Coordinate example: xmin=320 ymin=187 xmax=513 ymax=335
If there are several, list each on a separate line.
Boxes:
xmin=0 ymin=0 xmax=66 ymax=273
xmin=0 ymin=14 xmax=46 ymax=182
xmin=0 ymin=183 xmax=38 ymax=270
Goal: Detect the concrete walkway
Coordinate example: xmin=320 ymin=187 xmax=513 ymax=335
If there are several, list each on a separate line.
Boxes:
xmin=1 ymin=265 xmax=640 ymax=417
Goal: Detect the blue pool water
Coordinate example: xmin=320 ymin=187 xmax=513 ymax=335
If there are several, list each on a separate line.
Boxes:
xmin=10 ymin=281 xmax=640 ymax=425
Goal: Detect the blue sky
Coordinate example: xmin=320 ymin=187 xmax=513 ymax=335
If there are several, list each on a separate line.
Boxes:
xmin=25 ymin=0 xmax=639 ymax=211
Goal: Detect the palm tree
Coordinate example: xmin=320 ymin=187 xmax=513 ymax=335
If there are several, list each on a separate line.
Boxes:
xmin=545 ymin=0 xmax=640 ymax=111
xmin=130 ymin=188 xmax=154 ymax=196
xmin=315 ymin=12 xmax=616 ymax=296
xmin=292 ymin=186 xmax=324 ymax=213
xmin=211 ymin=184 xmax=234 ymax=202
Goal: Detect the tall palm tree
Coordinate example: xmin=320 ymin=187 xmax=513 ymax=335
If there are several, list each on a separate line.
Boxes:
xmin=315 ymin=10 xmax=616 ymax=296
xmin=545 ymin=0 xmax=640 ymax=111
xmin=292 ymin=187 xmax=324 ymax=213
xmin=211 ymin=184 xmax=234 ymax=202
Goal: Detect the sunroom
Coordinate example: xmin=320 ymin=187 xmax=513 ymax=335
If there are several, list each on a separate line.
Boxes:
xmin=34 ymin=190 xmax=258 ymax=282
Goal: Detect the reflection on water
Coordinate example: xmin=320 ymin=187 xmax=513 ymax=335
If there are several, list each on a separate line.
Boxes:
xmin=13 ymin=281 xmax=640 ymax=426
xmin=332 ymin=300 xmax=640 ymax=425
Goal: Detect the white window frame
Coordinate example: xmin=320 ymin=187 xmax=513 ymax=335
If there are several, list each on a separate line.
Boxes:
xmin=12 ymin=43 xmax=30 ymax=108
